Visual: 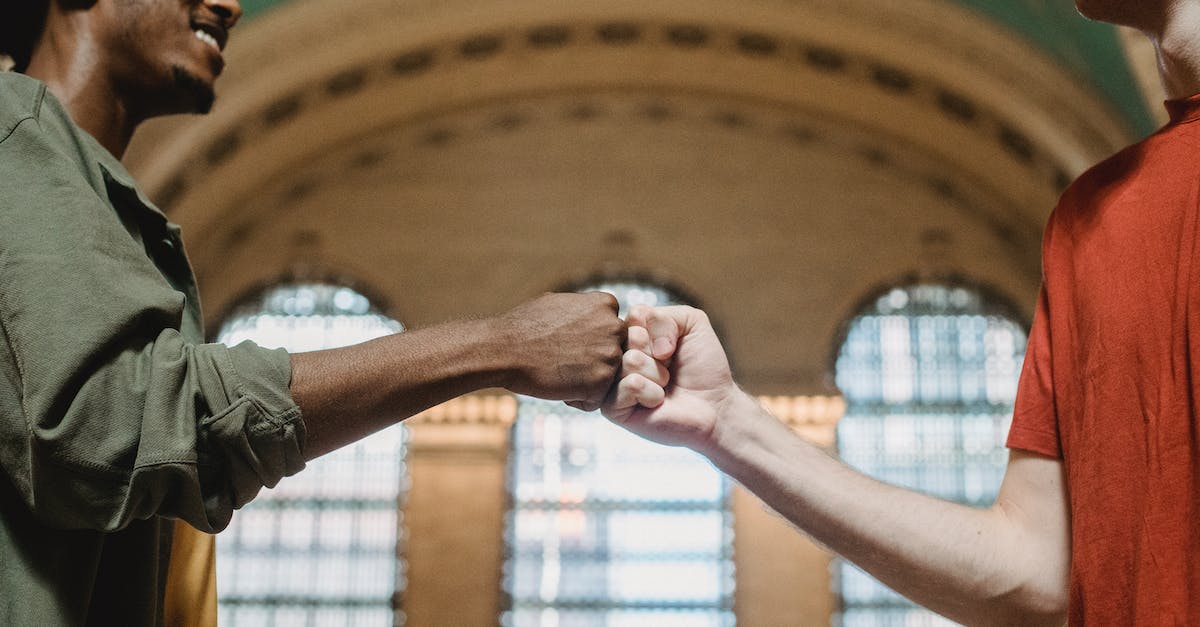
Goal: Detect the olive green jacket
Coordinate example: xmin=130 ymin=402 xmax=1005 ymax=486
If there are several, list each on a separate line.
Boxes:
xmin=0 ymin=72 xmax=306 ymax=625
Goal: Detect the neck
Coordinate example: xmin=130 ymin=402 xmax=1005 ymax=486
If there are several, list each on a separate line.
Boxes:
xmin=24 ymin=7 xmax=140 ymax=159
xmin=1149 ymin=2 xmax=1200 ymax=99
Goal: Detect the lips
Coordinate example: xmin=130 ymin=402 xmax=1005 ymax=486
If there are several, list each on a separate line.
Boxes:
xmin=190 ymin=20 xmax=228 ymax=53
xmin=194 ymin=28 xmax=220 ymax=52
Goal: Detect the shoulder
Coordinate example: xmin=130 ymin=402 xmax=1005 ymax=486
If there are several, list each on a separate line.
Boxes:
xmin=0 ymin=73 xmax=107 ymax=197
xmin=0 ymin=75 xmax=107 ymax=237
xmin=1061 ymin=140 xmax=1141 ymax=197
xmin=1047 ymin=134 xmax=1155 ymax=232
xmin=1036 ymin=139 xmax=1136 ymax=264
xmin=0 ymin=72 xmax=46 ymax=144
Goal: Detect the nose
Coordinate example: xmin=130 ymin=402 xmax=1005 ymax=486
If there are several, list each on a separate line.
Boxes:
xmin=204 ymin=0 xmax=242 ymax=29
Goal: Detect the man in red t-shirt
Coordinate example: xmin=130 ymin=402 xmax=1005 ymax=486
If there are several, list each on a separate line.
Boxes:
xmin=601 ymin=1 xmax=1200 ymax=624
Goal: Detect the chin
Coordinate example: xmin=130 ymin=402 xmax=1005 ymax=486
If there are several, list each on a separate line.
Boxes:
xmin=1074 ymin=1 xmax=1109 ymax=21
xmin=170 ymin=65 xmax=217 ymax=114
xmin=1074 ymin=0 xmax=1144 ymax=26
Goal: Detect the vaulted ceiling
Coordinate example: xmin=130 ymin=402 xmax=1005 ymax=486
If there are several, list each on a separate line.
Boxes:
xmin=125 ymin=0 xmax=1149 ymax=394
xmin=234 ymin=0 xmax=1155 ymax=133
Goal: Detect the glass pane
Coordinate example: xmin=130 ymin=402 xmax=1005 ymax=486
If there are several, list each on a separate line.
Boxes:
xmin=833 ymin=284 xmax=1027 ymax=626
xmin=215 ymin=282 xmax=407 ymax=627
xmin=503 ymin=282 xmax=735 ymax=627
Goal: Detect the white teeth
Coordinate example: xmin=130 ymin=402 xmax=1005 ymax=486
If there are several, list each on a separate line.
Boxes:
xmin=194 ymin=29 xmax=220 ymax=52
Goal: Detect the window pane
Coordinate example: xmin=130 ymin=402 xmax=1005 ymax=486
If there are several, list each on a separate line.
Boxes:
xmin=215 ymin=282 xmax=407 ymax=627
xmin=503 ymin=282 xmax=735 ymax=627
xmin=833 ymin=284 xmax=1027 ymax=626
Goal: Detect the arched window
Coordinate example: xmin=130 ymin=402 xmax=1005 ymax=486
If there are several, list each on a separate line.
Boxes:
xmin=833 ymin=282 xmax=1027 ymax=627
xmin=214 ymin=281 xmax=407 ymax=627
xmin=502 ymin=281 xmax=736 ymax=627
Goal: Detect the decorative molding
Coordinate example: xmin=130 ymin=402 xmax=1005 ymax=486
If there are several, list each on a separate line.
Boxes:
xmin=220 ymin=0 xmax=1146 ymax=137
xmin=127 ymin=0 xmax=1135 ymax=235
xmin=762 ymin=394 xmax=846 ymax=426
xmin=406 ymin=392 xmax=844 ymax=450
xmin=408 ymin=394 xmax=518 ymax=425
xmin=408 ymin=392 xmax=842 ymax=425
xmin=141 ymin=18 xmax=1096 ymax=211
xmin=186 ymin=90 xmax=1043 ymax=291
xmin=761 ymin=394 xmax=845 ymax=447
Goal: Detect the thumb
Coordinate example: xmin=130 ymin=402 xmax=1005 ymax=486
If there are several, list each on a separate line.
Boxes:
xmin=647 ymin=306 xmax=703 ymax=361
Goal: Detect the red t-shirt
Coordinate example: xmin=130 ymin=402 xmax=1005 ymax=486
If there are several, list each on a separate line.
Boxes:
xmin=1008 ymin=96 xmax=1200 ymax=624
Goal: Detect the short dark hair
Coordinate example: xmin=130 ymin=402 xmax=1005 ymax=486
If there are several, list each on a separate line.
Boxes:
xmin=1 ymin=1 xmax=50 ymax=72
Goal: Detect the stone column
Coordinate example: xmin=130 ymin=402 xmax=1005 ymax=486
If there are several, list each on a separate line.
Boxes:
xmin=401 ymin=395 xmax=516 ymax=626
xmin=733 ymin=395 xmax=845 ymax=626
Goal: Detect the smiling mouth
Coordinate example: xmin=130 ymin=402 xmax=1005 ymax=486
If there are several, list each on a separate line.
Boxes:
xmin=191 ymin=19 xmax=228 ymax=55
xmin=194 ymin=28 xmax=221 ymax=52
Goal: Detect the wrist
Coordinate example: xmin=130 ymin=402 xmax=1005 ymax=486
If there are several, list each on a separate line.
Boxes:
xmin=701 ymin=388 xmax=787 ymax=467
xmin=696 ymin=387 xmax=760 ymax=456
xmin=463 ymin=317 xmax=521 ymax=390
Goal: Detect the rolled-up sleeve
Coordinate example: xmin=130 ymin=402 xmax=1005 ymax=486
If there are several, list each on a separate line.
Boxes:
xmin=0 ymin=114 xmax=305 ymax=533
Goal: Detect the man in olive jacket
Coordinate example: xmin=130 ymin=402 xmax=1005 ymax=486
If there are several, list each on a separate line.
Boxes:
xmin=0 ymin=1 xmax=627 ymax=624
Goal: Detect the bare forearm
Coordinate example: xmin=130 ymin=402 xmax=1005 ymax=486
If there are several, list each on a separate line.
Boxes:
xmin=291 ymin=318 xmax=509 ymax=459
xmin=702 ymin=391 xmax=1067 ymax=626
xmin=606 ymin=307 xmax=1067 ymax=623
xmin=290 ymin=292 xmax=627 ymax=460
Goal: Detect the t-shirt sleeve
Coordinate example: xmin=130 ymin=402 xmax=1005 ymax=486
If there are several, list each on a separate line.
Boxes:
xmin=1006 ymin=285 xmax=1062 ymax=458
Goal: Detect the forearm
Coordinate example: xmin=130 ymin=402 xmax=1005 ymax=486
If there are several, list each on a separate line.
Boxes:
xmin=703 ymin=391 xmax=1066 ymax=626
xmin=291 ymin=318 xmax=509 ymax=459
xmin=293 ymin=291 xmax=626 ymax=460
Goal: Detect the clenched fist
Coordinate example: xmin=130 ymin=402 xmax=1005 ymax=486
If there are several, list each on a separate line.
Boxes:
xmin=602 ymin=305 xmax=740 ymax=452
xmin=494 ymin=292 xmax=626 ymax=411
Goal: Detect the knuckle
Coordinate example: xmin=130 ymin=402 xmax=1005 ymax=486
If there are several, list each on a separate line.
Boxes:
xmin=594 ymin=292 xmax=620 ymax=312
